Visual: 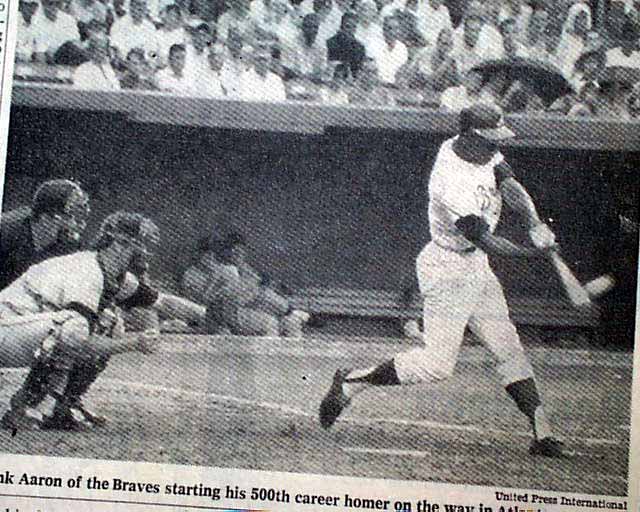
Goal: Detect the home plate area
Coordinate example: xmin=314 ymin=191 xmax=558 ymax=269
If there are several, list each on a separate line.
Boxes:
xmin=0 ymin=334 xmax=632 ymax=497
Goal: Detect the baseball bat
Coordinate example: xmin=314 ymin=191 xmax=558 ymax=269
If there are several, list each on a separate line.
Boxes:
xmin=549 ymin=252 xmax=592 ymax=307
xmin=584 ymin=274 xmax=616 ymax=299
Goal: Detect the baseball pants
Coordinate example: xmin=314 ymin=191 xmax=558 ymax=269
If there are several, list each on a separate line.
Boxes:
xmin=394 ymin=242 xmax=535 ymax=386
xmin=0 ymin=309 xmax=87 ymax=369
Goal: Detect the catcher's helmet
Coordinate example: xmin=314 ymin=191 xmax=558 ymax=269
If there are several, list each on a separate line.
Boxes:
xmin=92 ymin=211 xmax=160 ymax=254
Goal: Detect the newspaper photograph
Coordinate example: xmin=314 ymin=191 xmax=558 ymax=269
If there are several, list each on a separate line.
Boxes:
xmin=0 ymin=0 xmax=638 ymax=510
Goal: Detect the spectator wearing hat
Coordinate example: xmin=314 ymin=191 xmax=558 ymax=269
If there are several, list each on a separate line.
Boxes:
xmin=282 ymin=13 xmax=328 ymax=80
xmin=16 ymin=0 xmax=41 ymax=62
xmin=73 ymin=19 xmax=121 ymax=89
xmin=31 ymin=0 xmax=80 ymax=64
xmin=327 ymin=11 xmax=366 ymax=78
xmin=368 ymin=15 xmax=408 ymax=84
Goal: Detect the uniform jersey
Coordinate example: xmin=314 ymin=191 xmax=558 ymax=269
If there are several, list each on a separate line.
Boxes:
xmin=428 ymin=136 xmax=505 ymax=252
xmin=0 ymin=207 xmax=81 ymax=291
xmin=0 ymin=251 xmax=158 ymax=330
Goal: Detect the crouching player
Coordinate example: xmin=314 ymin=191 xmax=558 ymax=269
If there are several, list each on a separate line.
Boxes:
xmin=0 ymin=211 xmax=206 ymax=431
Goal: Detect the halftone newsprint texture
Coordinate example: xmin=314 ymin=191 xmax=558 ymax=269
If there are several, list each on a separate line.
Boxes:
xmin=0 ymin=0 xmax=638 ymax=510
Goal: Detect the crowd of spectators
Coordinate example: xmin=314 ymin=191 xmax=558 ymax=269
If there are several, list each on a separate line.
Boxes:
xmin=14 ymin=0 xmax=640 ymax=117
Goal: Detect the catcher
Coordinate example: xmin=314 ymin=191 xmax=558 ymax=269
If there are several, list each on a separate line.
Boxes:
xmin=0 ymin=211 xmax=206 ymax=431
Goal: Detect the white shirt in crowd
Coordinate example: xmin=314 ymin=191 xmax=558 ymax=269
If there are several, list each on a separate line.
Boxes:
xmin=31 ymin=9 xmax=79 ymax=54
xmin=16 ymin=16 xmax=38 ymax=61
xmin=439 ymin=85 xmax=493 ymax=113
xmin=195 ymin=71 xmax=225 ymax=97
xmin=156 ymin=68 xmax=197 ymax=95
xmin=239 ymin=68 xmax=287 ymax=102
xmin=419 ymin=1 xmax=453 ymax=45
xmin=183 ymin=45 xmax=210 ymax=83
xmin=451 ymin=25 xmax=501 ymax=74
xmin=220 ymin=57 xmax=251 ymax=98
xmin=368 ymin=39 xmax=408 ymax=84
xmin=147 ymin=0 xmax=174 ymax=20
xmin=606 ymin=47 xmax=640 ymax=68
xmin=283 ymin=34 xmax=327 ymax=77
xmin=73 ymin=60 xmax=121 ymax=90
xmin=110 ymin=15 xmax=160 ymax=58
xmin=356 ymin=22 xmax=384 ymax=54
xmin=316 ymin=7 xmax=344 ymax=44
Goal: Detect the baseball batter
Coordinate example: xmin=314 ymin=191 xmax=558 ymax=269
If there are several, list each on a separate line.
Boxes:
xmin=0 ymin=211 xmax=206 ymax=431
xmin=319 ymin=104 xmax=565 ymax=458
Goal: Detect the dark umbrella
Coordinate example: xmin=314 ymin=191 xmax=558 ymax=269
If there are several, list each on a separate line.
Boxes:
xmin=471 ymin=57 xmax=573 ymax=105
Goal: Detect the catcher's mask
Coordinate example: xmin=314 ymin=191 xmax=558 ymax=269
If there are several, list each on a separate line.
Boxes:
xmin=93 ymin=211 xmax=160 ymax=258
xmin=32 ymin=179 xmax=90 ymax=241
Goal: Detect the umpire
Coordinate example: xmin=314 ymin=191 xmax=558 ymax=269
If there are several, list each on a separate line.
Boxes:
xmin=1 ymin=179 xmax=90 ymax=290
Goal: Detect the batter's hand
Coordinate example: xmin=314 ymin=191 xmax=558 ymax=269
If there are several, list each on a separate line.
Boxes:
xmin=529 ymin=223 xmax=557 ymax=251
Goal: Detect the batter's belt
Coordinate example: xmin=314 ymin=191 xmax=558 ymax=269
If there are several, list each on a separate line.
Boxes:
xmin=433 ymin=240 xmax=477 ymax=254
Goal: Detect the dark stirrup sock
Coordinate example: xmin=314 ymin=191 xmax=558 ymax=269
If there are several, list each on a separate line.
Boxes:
xmin=345 ymin=359 xmax=401 ymax=386
xmin=505 ymin=377 xmax=542 ymax=433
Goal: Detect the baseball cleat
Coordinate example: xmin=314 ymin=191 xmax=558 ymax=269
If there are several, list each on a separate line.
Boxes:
xmin=69 ymin=399 xmax=107 ymax=427
xmin=41 ymin=403 xmax=94 ymax=432
xmin=529 ymin=437 xmax=567 ymax=458
xmin=1 ymin=407 xmax=43 ymax=432
xmin=319 ymin=369 xmax=351 ymax=429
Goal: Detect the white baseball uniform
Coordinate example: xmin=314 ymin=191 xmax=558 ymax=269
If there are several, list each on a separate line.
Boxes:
xmin=394 ymin=136 xmax=535 ymax=386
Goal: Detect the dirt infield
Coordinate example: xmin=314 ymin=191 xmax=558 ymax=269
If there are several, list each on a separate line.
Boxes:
xmin=0 ymin=335 xmax=633 ymax=496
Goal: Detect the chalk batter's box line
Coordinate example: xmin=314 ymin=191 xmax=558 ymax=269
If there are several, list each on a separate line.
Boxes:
xmin=0 ymin=369 xmax=626 ymax=447
xmin=0 ymin=492 xmax=265 ymax=511
xmin=99 ymin=378 xmax=623 ymax=448
xmin=151 ymin=337 xmax=634 ymax=369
